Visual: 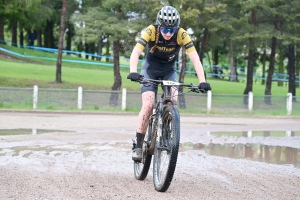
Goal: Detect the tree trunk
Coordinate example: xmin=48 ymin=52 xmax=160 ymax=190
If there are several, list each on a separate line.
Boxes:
xmin=0 ymin=19 xmax=4 ymax=43
xmin=43 ymin=24 xmax=49 ymax=48
xmin=55 ymin=0 xmax=67 ymax=84
xmin=36 ymin=30 xmax=42 ymax=47
xmin=105 ymin=40 xmax=110 ymax=62
xmin=19 ymin=28 xmax=24 ymax=48
xmin=177 ymin=6 xmax=188 ymax=109
xmin=11 ymin=21 xmax=17 ymax=47
xmin=277 ymin=49 xmax=284 ymax=86
xmin=244 ymin=38 xmax=255 ymax=94
xmin=243 ymin=37 xmax=255 ymax=105
xmin=66 ymin=23 xmax=74 ymax=55
xmin=243 ymin=10 xmax=256 ymax=105
xmin=44 ymin=20 xmax=55 ymax=48
xmin=212 ymin=48 xmax=219 ymax=65
xmin=97 ymin=34 xmax=103 ymax=61
xmin=110 ymin=40 xmax=122 ymax=106
xmin=295 ymin=48 xmax=300 ymax=88
xmin=261 ymin=49 xmax=266 ymax=85
xmin=264 ymin=36 xmax=277 ymax=104
xmin=178 ymin=46 xmax=186 ymax=109
xmin=287 ymin=44 xmax=296 ymax=99
xmin=229 ymin=40 xmax=237 ymax=82
xmin=89 ymin=42 xmax=95 ymax=60
xmin=85 ymin=43 xmax=89 ymax=59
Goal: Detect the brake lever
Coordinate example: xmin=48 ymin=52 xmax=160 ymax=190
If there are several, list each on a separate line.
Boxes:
xmin=190 ymin=88 xmax=200 ymax=93
xmin=199 ymin=89 xmax=207 ymax=93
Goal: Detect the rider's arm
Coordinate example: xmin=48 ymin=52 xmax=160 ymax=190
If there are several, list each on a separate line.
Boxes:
xmin=130 ymin=47 xmax=143 ymax=73
xmin=130 ymin=25 xmax=155 ymax=73
xmin=177 ymin=28 xmax=206 ymax=83
xmin=188 ymin=51 xmax=206 ymax=83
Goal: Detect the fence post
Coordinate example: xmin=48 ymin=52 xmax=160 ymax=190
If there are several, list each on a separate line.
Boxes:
xmin=248 ymin=92 xmax=253 ymax=114
xmin=33 ymin=85 xmax=38 ymax=109
xmin=207 ymin=90 xmax=212 ymax=114
xmin=247 ymin=131 xmax=252 ymax=137
xmin=122 ymin=88 xmax=127 ymax=111
xmin=287 ymin=93 xmax=292 ymax=115
xmin=286 ymin=130 xmax=292 ymax=137
xmin=78 ymin=86 xmax=83 ymax=109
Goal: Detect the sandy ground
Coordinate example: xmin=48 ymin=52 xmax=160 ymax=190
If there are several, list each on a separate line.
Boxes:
xmin=0 ymin=111 xmax=300 ymax=200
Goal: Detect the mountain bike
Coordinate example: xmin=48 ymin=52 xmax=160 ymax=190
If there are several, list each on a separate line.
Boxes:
xmin=132 ymin=77 xmax=206 ymax=192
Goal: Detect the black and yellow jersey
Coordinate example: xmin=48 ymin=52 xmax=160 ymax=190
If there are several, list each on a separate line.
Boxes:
xmin=135 ymin=25 xmax=196 ymax=65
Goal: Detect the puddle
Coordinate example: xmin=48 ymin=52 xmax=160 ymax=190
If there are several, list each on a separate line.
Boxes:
xmin=208 ymin=130 xmax=300 ymax=137
xmin=181 ymin=143 xmax=300 ymax=168
xmin=0 ymin=129 xmax=68 ymax=136
xmin=181 ymin=130 xmax=300 ymax=168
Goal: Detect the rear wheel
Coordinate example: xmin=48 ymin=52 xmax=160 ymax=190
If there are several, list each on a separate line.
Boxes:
xmin=134 ymin=116 xmax=157 ymax=180
xmin=153 ymin=105 xmax=180 ymax=192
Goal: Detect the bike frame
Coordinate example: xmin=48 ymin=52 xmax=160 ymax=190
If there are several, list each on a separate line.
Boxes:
xmin=153 ymin=84 xmax=177 ymax=149
xmin=133 ymin=77 xmax=206 ymax=192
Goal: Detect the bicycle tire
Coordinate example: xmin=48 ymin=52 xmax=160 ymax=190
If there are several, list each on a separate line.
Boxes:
xmin=133 ymin=117 xmax=155 ymax=180
xmin=153 ymin=105 xmax=180 ymax=192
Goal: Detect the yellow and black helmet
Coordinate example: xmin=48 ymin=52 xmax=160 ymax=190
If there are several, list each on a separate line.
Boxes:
xmin=156 ymin=6 xmax=180 ymax=28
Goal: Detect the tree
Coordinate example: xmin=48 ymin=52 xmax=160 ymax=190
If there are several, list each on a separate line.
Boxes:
xmin=0 ymin=0 xmax=6 ymax=43
xmin=1 ymin=0 xmax=44 ymax=46
xmin=71 ymin=0 xmax=144 ymax=106
xmin=177 ymin=1 xmax=199 ymax=109
xmin=55 ymin=0 xmax=68 ymax=83
xmin=296 ymin=48 xmax=300 ymax=88
xmin=287 ymin=45 xmax=296 ymax=98
xmin=222 ymin=0 xmax=245 ymax=82
xmin=262 ymin=0 xmax=286 ymax=104
xmin=243 ymin=9 xmax=257 ymax=100
xmin=284 ymin=0 xmax=300 ymax=99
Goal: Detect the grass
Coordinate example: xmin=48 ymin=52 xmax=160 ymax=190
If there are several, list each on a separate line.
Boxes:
xmin=0 ymin=55 xmax=297 ymax=95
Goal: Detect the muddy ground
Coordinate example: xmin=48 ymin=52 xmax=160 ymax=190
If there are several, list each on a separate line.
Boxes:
xmin=0 ymin=111 xmax=300 ymax=200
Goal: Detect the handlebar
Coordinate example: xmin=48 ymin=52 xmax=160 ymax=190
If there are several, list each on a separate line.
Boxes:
xmin=136 ymin=76 xmax=206 ymax=93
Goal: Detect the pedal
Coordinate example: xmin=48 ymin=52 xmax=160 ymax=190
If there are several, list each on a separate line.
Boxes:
xmin=132 ymin=139 xmax=136 ymax=150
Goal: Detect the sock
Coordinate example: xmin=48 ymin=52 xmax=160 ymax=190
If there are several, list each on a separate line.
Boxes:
xmin=135 ymin=132 xmax=145 ymax=148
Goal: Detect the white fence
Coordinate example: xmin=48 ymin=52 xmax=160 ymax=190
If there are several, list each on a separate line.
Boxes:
xmin=26 ymin=85 xmax=295 ymax=115
xmin=0 ymin=85 xmax=298 ymax=115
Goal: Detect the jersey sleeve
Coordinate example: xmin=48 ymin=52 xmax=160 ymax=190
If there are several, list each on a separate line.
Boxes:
xmin=135 ymin=25 xmax=156 ymax=51
xmin=177 ymin=28 xmax=196 ymax=53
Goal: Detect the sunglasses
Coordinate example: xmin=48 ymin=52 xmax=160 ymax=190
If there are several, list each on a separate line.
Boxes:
xmin=160 ymin=27 xmax=178 ymax=34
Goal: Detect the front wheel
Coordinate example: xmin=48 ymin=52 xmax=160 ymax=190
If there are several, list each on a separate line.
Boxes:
xmin=153 ymin=105 xmax=180 ymax=192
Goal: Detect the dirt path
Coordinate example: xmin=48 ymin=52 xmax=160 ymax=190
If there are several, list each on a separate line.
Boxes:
xmin=0 ymin=111 xmax=300 ymax=199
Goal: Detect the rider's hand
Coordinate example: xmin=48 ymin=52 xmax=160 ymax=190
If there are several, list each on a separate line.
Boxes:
xmin=127 ymin=72 xmax=142 ymax=81
xmin=198 ymin=82 xmax=211 ymax=93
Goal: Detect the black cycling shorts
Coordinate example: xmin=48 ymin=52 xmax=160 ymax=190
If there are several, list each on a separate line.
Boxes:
xmin=140 ymin=59 xmax=178 ymax=93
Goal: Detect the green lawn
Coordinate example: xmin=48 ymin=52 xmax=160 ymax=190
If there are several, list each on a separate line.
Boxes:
xmin=0 ymin=57 xmax=297 ymax=95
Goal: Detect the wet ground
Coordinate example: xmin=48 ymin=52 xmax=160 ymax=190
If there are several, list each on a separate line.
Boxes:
xmin=0 ymin=111 xmax=300 ymax=199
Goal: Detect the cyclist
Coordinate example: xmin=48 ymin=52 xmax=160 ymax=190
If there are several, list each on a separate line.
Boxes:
xmin=127 ymin=6 xmax=211 ymax=161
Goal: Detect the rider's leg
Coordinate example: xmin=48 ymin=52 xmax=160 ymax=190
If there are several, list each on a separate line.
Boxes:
xmin=132 ymin=91 xmax=155 ymax=161
xmin=136 ymin=91 xmax=155 ymax=147
xmin=171 ymin=87 xmax=178 ymax=102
